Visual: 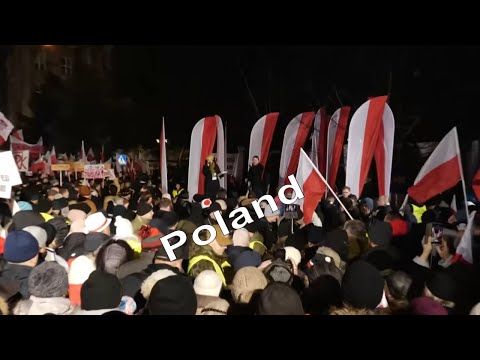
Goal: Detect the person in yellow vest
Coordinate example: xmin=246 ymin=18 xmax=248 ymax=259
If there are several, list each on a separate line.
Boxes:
xmin=245 ymin=222 xmax=267 ymax=257
xmin=172 ymin=183 xmax=185 ymax=199
xmin=187 ymin=224 xmax=233 ymax=287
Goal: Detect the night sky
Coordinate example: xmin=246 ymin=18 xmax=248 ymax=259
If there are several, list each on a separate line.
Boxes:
xmin=3 ymin=46 xmax=480 ymax=154
xmin=112 ymin=46 xmax=480 ymax=152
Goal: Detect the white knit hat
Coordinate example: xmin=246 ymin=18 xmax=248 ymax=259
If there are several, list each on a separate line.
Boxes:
xmin=23 ymin=226 xmax=48 ymax=248
xmin=232 ymin=229 xmax=250 ymax=247
xmin=83 ymin=212 xmax=112 ymax=234
xmin=141 ymin=269 xmax=176 ymax=299
xmin=68 ymin=255 xmax=96 ymax=285
xmin=113 ymin=216 xmax=138 ymax=241
xmin=284 ymin=246 xmax=301 ymax=267
xmin=194 ymin=270 xmax=223 ymax=297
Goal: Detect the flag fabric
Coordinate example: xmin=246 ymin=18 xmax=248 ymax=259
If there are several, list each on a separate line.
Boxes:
xmin=345 ymin=96 xmax=395 ymax=198
xmin=309 ymin=108 xmax=329 ymax=175
xmin=279 ymin=112 xmax=315 ymax=187
xmin=81 ymin=141 xmax=87 ymax=162
xmin=87 ymin=147 xmax=95 ymax=162
xmin=51 ymin=146 xmax=58 ymax=165
xmin=296 ymin=148 xmax=328 ymax=225
xmin=10 ymin=129 xmax=24 ymax=141
xmin=473 ymin=169 xmax=480 ymax=201
xmin=407 ymin=127 xmax=462 ymax=205
xmin=9 ymin=136 xmax=44 ymax=160
xmin=0 ymin=112 xmax=14 ymax=146
xmin=187 ymin=115 xmax=225 ymax=200
xmin=452 ymin=210 xmax=476 ymax=265
xmin=160 ymin=118 xmax=168 ymax=194
xmin=326 ymin=106 xmax=351 ymax=189
xmin=451 ymin=194 xmax=457 ymax=214
xmin=249 ymin=112 xmax=279 ymax=174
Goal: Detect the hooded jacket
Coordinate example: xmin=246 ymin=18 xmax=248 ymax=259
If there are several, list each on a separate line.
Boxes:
xmin=0 ymin=263 xmax=33 ymax=299
xmin=13 ymin=296 xmax=74 ymax=315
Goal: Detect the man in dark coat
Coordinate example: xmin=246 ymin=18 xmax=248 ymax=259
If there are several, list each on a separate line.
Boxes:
xmin=247 ymin=156 xmax=264 ymax=198
xmin=203 ymin=154 xmax=223 ymax=201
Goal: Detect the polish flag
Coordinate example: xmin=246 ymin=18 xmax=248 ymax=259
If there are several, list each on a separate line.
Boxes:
xmin=407 ymin=127 xmax=463 ymax=205
xmin=279 ymin=112 xmax=315 ymax=187
xmin=51 ymin=146 xmax=58 ymax=165
xmin=296 ymin=148 xmax=328 ymax=225
xmin=0 ymin=112 xmax=14 ymax=146
xmin=473 ymin=169 xmax=480 ymax=201
xmin=345 ymin=96 xmax=395 ymax=198
xmin=452 ymin=210 xmax=476 ymax=265
xmin=81 ymin=141 xmax=87 ymax=163
xmin=87 ymin=148 xmax=95 ymax=162
xmin=11 ymin=129 xmax=24 ymax=141
xmin=249 ymin=112 xmax=279 ymax=171
xmin=326 ymin=106 xmax=351 ymax=189
xmin=160 ymin=117 xmax=168 ymax=194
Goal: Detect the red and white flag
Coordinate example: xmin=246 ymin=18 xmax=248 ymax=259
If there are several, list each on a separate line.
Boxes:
xmin=473 ymin=169 xmax=480 ymax=201
xmin=296 ymin=148 xmax=327 ymax=225
xmin=9 ymin=136 xmax=44 ymax=160
xmin=160 ymin=117 xmax=168 ymax=194
xmin=451 ymin=194 xmax=457 ymax=214
xmin=81 ymin=141 xmax=87 ymax=163
xmin=346 ymin=96 xmax=395 ymax=198
xmin=187 ymin=115 xmax=225 ymax=199
xmin=279 ymin=112 xmax=315 ymax=187
xmin=30 ymin=157 xmax=47 ymax=175
xmin=326 ymin=106 xmax=351 ymax=189
xmin=51 ymin=146 xmax=58 ymax=165
xmin=249 ymin=112 xmax=279 ymax=171
xmin=0 ymin=112 xmax=14 ymax=146
xmin=407 ymin=127 xmax=462 ymax=205
xmin=87 ymin=147 xmax=95 ymax=162
xmin=11 ymin=129 xmax=23 ymax=141
xmin=309 ymin=108 xmax=329 ymax=175
xmin=452 ymin=210 xmax=476 ymax=264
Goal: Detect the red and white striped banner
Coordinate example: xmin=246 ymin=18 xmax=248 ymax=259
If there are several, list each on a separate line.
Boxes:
xmin=248 ymin=112 xmax=279 ymax=170
xmin=188 ymin=115 xmax=225 ymax=199
xmin=279 ymin=112 xmax=315 ymax=187
xmin=309 ymin=108 xmax=329 ymax=175
xmin=345 ymin=96 xmax=394 ymax=197
xmin=326 ymin=106 xmax=351 ymax=189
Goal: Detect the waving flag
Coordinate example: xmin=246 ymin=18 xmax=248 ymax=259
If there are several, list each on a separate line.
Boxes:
xmin=249 ymin=112 xmax=279 ymax=171
xmin=326 ymin=106 xmax=351 ymax=189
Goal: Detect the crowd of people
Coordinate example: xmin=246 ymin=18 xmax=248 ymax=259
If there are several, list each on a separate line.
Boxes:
xmin=1 ymin=155 xmax=480 ymax=315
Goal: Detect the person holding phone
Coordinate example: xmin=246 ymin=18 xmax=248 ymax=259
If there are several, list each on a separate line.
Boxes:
xmin=203 ymin=154 xmax=223 ymax=201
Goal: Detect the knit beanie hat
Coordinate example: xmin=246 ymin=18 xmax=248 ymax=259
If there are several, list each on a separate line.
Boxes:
xmin=194 ymin=270 xmax=223 ymax=297
xmin=4 ymin=230 xmax=39 ymax=263
xmin=80 ymin=270 xmax=122 ymax=311
xmin=147 ymin=275 xmax=197 ymax=315
xmin=232 ymin=229 xmax=250 ymax=247
xmin=28 ymin=261 xmax=68 ymax=298
xmin=68 ymin=255 xmax=96 ymax=306
xmin=230 ymin=267 xmax=268 ymax=304
xmin=257 ymin=282 xmax=304 ymax=315
xmin=23 ymin=226 xmax=48 ymax=248
xmin=342 ymin=260 xmax=385 ymax=310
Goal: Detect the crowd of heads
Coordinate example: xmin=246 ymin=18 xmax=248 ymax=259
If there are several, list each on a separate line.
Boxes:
xmin=1 ymin=171 xmax=480 ymax=316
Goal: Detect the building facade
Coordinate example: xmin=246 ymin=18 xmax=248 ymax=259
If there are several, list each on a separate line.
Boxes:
xmin=6 ymin=45 xmax=113 ymax=128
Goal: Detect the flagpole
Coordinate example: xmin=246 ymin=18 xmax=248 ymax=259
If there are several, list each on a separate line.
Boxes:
xmin=454 ymin=127 xmax=469 ymax=218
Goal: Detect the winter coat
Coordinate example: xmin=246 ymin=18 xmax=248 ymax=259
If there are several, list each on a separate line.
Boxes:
xmin=0 ymin=263 xmax=33 ymax=299
xmin=13 ymin=296 xmax=74 ymax=315
xmin=196 ymin=294 xmax=230 ymax=315
xmin=203 ymin=163 xmax=221 ymax=200
xmin=188 ymin=246 xmax=226 ymax=283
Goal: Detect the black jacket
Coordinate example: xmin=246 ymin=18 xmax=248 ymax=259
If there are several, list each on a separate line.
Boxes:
xmin=0 ymin=263 xmax=33 ymax=300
